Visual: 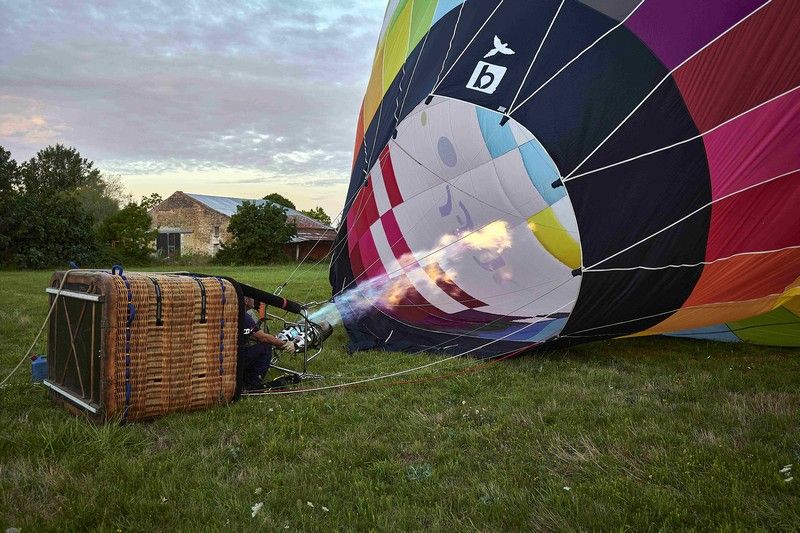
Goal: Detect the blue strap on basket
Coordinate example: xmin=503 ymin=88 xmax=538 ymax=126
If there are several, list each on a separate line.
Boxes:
xmin=112 ymin=264 xmax=135 ymax=421
xmin=193 ymin=277 xmax=207 ymax=323
xmin=215 ymin=277 xmax=226 ymax=402
xmin=148 ymin=276 xmax=163 ymax=326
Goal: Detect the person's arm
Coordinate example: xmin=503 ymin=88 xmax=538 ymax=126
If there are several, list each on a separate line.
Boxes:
xmin=251 ymin=329 xmax=295 ymax=353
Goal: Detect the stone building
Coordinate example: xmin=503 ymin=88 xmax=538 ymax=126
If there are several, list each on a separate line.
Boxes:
xmin=149 ymin=191 xmax=335 ymax=260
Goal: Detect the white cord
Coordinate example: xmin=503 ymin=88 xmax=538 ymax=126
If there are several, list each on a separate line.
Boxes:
xmin=0 ymin=268 xmax=77 ymax=388
xmin=0 ymin=268 xmax=197 ymax=389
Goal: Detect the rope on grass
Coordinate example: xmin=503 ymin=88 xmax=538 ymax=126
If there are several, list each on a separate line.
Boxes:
xmin=0 ymin=269 xmax=77 ymax=389
xmin=245 ymin=282 xmax=577 ymax=396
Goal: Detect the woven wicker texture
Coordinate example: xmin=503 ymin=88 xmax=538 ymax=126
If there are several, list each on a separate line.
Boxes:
xmin=104 ymin=274 xmax=238 ymax=420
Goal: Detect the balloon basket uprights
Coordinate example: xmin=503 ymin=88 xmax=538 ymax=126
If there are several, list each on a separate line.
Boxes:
xmin=241 ymin=310 xmax=332 ymax=395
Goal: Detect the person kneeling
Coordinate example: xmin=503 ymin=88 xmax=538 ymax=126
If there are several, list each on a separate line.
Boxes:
xmin=240 ymin=300 xmax=295 ymax=391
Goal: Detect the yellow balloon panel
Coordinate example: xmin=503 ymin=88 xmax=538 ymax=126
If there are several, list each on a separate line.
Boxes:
xmin=382 ymin=0 xmax=413 ymax=92
xmin=527 ymin=207 xmax=581 ymax=270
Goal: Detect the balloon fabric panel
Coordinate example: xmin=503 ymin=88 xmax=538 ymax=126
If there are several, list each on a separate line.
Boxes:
xmin=625 ymin=0 xmax=767 ymax=70
xmin=330 ymin=0 xmax=800 ymax=354
xmin=671 ymin=0 xmax=800 ymax=132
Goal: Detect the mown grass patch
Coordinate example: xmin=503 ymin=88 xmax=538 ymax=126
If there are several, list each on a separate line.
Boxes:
xmin=0 ymin=265 xmax=798 ymax=530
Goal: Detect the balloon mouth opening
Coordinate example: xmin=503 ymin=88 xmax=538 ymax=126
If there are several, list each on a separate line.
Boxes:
xmin=344 ymin=98 xmax=582 ymax=343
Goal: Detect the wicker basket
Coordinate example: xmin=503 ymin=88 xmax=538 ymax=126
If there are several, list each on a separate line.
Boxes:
xmin=46 ymin=270 xmax=239 ymax=422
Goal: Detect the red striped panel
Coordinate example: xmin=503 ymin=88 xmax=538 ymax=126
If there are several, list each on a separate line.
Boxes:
xmin=347 ymin=224 xmax=358 ymax=253
xmin=345 ymin=188 xmax=366 ymax=256
xmin=346 ymin=188 xmax=364 ymax=237
xmin=423 ymin=263 xmax=487 ymax=309
xmin=379 ymin=146 xmax=404 ymax=207
xmin=673 ymin=0 xmax=800 ymax=132
xmin=703 ymin=91 xmax=800 ymax=199
xmin=346 ymin=189 xmax=362 ymax=252
xmin=380 ymin=210 xmax=417 ymax=271
xmin=357 ymin=229 xmax=386 ymax=280
xmin=684 ymin=248 xmax=800 ymax=306
xmin=705 ymin=170 xmax=800 ymax=261
xmin=346 ymin=183 xmax=380 ymax=249
xmin=348 ymin=239 xmax=365 ymax=279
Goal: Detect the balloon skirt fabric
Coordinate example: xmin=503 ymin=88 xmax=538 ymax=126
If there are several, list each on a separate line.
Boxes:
xmin=330 ymin=0 xmax=800 ymax=356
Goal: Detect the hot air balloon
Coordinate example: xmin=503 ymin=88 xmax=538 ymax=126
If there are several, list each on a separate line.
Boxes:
xmin=329 ymin=0 xmax=800 ymax=356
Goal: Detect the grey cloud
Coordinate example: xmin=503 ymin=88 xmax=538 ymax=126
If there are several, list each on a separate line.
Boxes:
xmin=209 ymin=172 xmax=348 ymax=188
xmin=0 ymin=0 xmax=383 ymax=185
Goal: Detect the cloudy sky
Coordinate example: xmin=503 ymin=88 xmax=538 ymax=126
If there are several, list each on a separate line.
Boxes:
xmin=0 ymin=1 xmax=386 ymax=217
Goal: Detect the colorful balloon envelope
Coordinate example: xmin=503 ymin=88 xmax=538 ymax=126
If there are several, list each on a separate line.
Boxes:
xmin=330 ymin=0 xmax=800 ymax=356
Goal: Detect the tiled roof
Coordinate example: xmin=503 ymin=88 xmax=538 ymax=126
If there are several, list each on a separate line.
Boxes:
xmin=185 ymin=193 xmax=333 ymax=231
xmin=294 ymin=227 xmax=336 ymax=243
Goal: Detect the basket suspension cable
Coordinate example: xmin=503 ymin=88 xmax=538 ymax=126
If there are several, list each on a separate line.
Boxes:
xmin=112 ymin=265 xmax=136 ymax=422
xmin=301 ymin=93 xmax=563 ymax=306
xmin=246 ymin=276 xmax=576 ymax=396
xmin=277 ymin=167 xmax=377 ymax=296
xmin=291 ymin=0 xmax=570 ymax=304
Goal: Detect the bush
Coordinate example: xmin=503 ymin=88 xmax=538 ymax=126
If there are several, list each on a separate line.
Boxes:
xmin=213 ymin=201 xmax=296 ymax=265
xmin=97 ymin=202 xmax=157 ymax=265
xmin=1 ymin=143 xmax=126 ymax=268
xmin=11 ymin=192 xmax=100 ymax=269
xmin=300 ymin=206 xmax=332 ymax=226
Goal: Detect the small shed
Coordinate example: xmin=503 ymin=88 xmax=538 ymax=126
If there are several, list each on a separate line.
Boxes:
xmin=149 ymin=191 xmax=335 ymax=260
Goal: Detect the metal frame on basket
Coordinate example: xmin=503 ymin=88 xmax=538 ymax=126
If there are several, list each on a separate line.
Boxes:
xmin=44 ymin=286 xmax=105 ymax=416
xmin=262 ymin=309 xmax=325 ymax=381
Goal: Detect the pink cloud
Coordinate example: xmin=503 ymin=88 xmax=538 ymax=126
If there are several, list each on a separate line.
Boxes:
xmin=0 ymin=95 xmax=67 ymax=147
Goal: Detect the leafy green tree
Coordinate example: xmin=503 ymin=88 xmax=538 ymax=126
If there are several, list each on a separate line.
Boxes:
xmin=21 ymin=144 xmax=123 ymax=226
xmin=21 ymin=144 xmax=103 ymax=193
xmin=4 ymin=146 xmax=99 ymax=267
xmin=0 ymin=146 xmax=20 ymax=193
xmin=73 ymin=185 xmax=120 ymax=227
xmin=74 ymin=174 xmax=128 ymax=227
xmin=0 ymin=147 xmax=21 ymax=263
xmin=10 ymin=192 xmax=99 ymax=268
xmin=97 ymin=201 xmax=157 ymax=264
xmin=300 ymin=206 xmax=331 ymax=226
xmin=264 ymin=192 xmax=295 ymax=210
xmin=1 ymin=144 xmax=125 ymax=267
xmin=214 ymin=201 xmax=296 ymax=264
xmin=140 ymin=192 xmax=163 ymax=211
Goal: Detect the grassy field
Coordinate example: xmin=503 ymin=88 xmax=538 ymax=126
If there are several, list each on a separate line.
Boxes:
xmin=1 ymin=265 xmax=798 ymax=531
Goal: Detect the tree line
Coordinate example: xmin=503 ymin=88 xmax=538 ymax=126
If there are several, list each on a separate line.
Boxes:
xmin=0 ymin=144 xmax=332 ymax=268
xmin=0 ymin=144 xmax=159 ymax=268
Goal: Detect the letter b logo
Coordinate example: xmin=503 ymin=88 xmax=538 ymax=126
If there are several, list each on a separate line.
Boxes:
xmin=467 ymin=61 xmax=507 ymax=94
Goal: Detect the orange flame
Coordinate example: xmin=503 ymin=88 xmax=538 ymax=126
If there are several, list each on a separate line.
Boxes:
xmin=374 ymin=220 xmax=512 ymax=308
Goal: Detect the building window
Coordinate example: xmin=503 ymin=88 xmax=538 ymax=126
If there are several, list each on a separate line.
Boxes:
xmin=157 ymin=232 xmax=181 ymax=258
xmin=213 ymin=225 xmax=220 ymax=238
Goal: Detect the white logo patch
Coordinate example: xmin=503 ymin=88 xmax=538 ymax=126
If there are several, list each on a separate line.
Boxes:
xmin=466 ymin=61 xmax=507 ymax=94
xmin=484 ymin=35 xmax=515 ymax=58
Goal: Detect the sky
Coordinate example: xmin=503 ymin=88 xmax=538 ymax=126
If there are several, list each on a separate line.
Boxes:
xmin=0 ymin=1 xmax=387 ymax=218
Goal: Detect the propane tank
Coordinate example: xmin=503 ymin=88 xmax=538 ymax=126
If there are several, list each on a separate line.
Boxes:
xmin=31 ymin=355 xmax=48 ymax=382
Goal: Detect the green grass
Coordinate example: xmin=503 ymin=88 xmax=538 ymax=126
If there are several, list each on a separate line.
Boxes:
xmin=1 ymin=265 xmax=799 ymax=531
